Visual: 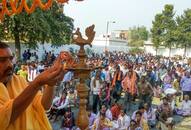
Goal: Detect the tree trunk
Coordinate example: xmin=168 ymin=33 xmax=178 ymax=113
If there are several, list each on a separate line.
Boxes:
xmin=184 ymin=45 xmax=187 ymax=57
xmin=156 ymin=47 xmax=158 ymax=56
xmin=15 ymin=34 xmax=21 ymax=60
xmin=169 ymin=47 xmax=171 ymax=57
xmin=14 ymin=19 xmax=21 ymax=60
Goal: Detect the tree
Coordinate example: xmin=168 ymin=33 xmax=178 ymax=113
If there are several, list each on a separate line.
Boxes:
xmin=176 ymin=9 xmax=191 ymax=56
xmin=129 ymin=47 xmax=144 ymax=54
xmin=128 ymin=26 xmax=149 ymax=47
xmin=0 ymin=2 xmax=74 ymax=59
xmin=151 ymin=14 xmax=164 ymax=55
xmin=161 ymin=4 xmax=177 ymax=57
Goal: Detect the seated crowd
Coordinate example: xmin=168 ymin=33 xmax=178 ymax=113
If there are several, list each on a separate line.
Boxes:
xmin=15 ymin=50 xmax=191 ymax=130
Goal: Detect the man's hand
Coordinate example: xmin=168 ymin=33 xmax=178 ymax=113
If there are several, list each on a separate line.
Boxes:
xmin=40 ymin=52 xmax=75 ymax=110
xmin=10 ymin=55 xmax=63 ymax=123
xmin=33 ymin=55 xmax=64 ymax=87
xmin=61 ymin=51 xmax=73 ymax=61
xmin=61 ymin=51 xmax=77 ymax=69
xmin=10 ymin=52 xmax=74 ymax=124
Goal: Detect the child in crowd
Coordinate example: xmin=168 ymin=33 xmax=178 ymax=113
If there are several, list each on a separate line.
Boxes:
xmin=60 ymin=107 xmax=75 ymax=130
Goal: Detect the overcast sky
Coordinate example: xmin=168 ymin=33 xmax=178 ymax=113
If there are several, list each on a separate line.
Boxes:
xmin=64 ymin=0 xmax=191 ymax=36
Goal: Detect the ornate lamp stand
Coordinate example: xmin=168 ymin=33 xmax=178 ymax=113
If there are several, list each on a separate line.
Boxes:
xmin=65 ymin=25 xmax=95 ymax=130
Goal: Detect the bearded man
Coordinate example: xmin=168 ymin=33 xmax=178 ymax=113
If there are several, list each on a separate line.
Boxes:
xmin=0 ymin=42 xmax=72 ymax=130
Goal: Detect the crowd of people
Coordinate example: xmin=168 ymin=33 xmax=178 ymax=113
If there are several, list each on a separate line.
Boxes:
xmin=15 ymin=49 xmax=191 ymax=130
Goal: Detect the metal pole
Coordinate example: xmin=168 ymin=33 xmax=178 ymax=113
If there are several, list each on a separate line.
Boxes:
xmin=105 ymin=21 xmax=109 ymax=51
xmin=105 ymin=21 xmax=115 ymax=51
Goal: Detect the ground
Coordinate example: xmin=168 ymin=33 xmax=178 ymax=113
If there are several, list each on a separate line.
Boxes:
xmin=51 ymin=95 xmax=190 ymax=130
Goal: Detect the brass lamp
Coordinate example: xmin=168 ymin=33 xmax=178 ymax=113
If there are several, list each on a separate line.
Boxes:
xmin=65 ymin=25 xmax=95 ymax=130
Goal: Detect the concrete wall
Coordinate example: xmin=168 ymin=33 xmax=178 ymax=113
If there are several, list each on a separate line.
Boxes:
xmin=10 ymin=43 xmax=129 ymax=61
xmin=144 ymin=45 xmax=191 ymax=57
xmin=8 ymin=42 xmax=191 ymax=61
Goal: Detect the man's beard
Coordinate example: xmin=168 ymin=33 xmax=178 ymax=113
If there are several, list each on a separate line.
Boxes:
xmin=5 ymin=68 xmax=13 ymax=75
xmin=2 ymin=68 xmax=13 ymax=84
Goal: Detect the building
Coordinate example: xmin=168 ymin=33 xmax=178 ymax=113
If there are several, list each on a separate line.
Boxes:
xmin=92 ymin=30 xmax=128 ymax=47
xmin=92 ymin=34 xmax=128 ymax=47
xmin=112 ymin=30 xmax=129 ymax=40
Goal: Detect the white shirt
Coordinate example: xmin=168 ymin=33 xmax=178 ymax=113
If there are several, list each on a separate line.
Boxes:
xmin=109 ymin=66 xmax=115 ymax=78
xmin=132 ymin=110 xmax=148 ymax=121
xmin=63 ymin=71 xmax=73 ymax=82
xmin=27 ymin=67 xmax=37 ymax=82
xmin=145 ymin=108 xmax=156 ymax=121
xmin=90 ymin=77 xmax=102 ymax=95
xmin=37 ymin=64 xmax=44 ymax=73
xmin=30 ymin=56 xmax=36 ymax=62
xmin=52 ymin=96 xmax=69 ymax=110
xmin=97 ymin=109 xmax=113 ymax=121
xmin=121 ymin=67 xmax=128 ymax=77
xmin=184 ymin=58 xmax=188 ymax=64
xmin=117 ymin=114 xmax=130 ymax=130
xmin=102 ymin=70 xmax=111 ymax=83
xmin=181 ymin=100 xmax=191 ymax=111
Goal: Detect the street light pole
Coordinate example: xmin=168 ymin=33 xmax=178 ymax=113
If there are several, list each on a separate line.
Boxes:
xmin=105 ymin=21 xmax=115 ymax=51
xmin=105 ymin=21 xmax=109 ymax=51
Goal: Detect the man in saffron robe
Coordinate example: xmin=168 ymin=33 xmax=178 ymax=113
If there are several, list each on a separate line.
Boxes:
xmin=111 ymin=65 xmax=123 ymax=102
xmin=122 ymin=68 xmax=137 ymax=111
xmin=0 ymin=42 xmax=72 ymax=130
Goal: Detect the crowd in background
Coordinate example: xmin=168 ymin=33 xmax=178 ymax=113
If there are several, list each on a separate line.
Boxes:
xmin=14 ymin=49 xmax=191 ymax=130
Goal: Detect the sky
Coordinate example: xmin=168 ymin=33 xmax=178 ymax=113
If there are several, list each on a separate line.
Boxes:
xmin=64 ymin=0 xmax=191 ymax=36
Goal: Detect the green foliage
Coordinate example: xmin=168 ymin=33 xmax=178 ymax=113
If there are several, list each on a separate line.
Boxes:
xmin=151 ymin=4 xmax=177 ymax=56
xmin=48 ymin=3 xmax=74 ymax=47
xmin=129 ymin=47 xmax=144 ymax=54
xmin=151 ymin=14 xmax=164 ymax=52
xmin=129 ymin=40 xmax=144 ymax=47
xmin=151 ymin=4 xmax=191 ymax=56
xmin=128 ymin=26 xmax=149 ymax=47
xmin=0 ymin=2 xmax=74 ymax=58
xmin=162 ymin=4 xmax=177 ymax=50
xmin=176 ymin=9 xmax=191 ymax=56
